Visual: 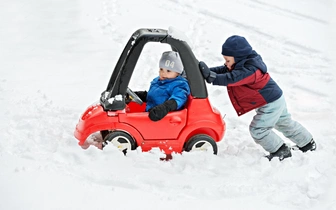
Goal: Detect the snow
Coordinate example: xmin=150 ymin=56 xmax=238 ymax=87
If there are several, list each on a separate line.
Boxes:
xmin=168 ymin=26 xmax=193 ymax=47
xmin=0 ymin=0 xmax=335 ymax=209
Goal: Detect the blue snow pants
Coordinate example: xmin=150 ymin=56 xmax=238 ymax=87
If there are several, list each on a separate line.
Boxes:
xmin=249 ymin=95 xmax=313 ymax=153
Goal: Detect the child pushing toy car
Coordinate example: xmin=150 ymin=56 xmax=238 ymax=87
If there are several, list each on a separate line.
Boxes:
xmin=199 ymin=35 xmax=316 ymax=161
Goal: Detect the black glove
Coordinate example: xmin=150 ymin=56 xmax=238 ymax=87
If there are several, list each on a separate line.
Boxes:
xmin=134 ymin=91 xmax=147 ymax=102
xmin=149 ymin=99 xmax=177 ymax=121
xmin=199 ymin=61 xmax=216 ymax=83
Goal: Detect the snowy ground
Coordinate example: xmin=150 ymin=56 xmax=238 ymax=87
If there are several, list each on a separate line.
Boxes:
xmin=0 ymin=0 xmax=335 ymax=209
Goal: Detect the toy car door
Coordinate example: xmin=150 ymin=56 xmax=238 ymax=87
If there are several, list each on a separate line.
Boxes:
xmin=119 ymin=109 xmax=187 ymax=140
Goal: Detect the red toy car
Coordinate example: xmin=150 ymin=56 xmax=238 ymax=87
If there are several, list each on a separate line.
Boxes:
xmin=74 ymin=28 xmax=226 ymax=155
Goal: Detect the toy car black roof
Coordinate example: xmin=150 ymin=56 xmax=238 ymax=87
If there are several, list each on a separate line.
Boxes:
xmin=101 ymin=28 xmax=208 ymax=111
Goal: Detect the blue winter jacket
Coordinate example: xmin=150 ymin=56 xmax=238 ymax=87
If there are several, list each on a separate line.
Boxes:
xmin=146 ymin=76 xmax=190 ymax=111
xmin=211 ymin=50 xmax=283 ymax=116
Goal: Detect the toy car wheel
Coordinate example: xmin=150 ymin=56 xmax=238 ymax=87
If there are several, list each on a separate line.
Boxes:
xmin=184 ymin=134 xmax=218 ymax=155
xmin=103 ymin=131 xmax=137 ymax=155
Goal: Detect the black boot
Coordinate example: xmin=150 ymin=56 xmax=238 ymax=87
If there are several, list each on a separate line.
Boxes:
xmin=296 ymin=139 xmax=316 ymax=152
xmin=266 ymin=144 xmax=292 ymax=161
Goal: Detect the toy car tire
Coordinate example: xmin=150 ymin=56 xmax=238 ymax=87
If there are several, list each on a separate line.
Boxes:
xmin=103 ymin=131 xmax=137 ymax=155
xmin=184 ymin=134 xmax=218 ymax=155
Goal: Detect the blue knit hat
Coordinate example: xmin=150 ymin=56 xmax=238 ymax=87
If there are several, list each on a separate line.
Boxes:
xmin=221 ymin=35 xmax=253 ymax=57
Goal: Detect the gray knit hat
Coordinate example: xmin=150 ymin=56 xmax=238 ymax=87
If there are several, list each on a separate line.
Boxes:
xmin=159 ymin=51 xmax=183 ymax=74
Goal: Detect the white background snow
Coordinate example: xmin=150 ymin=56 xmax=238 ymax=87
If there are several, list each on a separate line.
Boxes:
xmin=1 ymin=0 xmax=335 ymax=209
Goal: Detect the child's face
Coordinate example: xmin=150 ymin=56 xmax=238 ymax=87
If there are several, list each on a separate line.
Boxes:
xmin=223 ymin=55 xmax=235 ymax=71
xmin=159 ymin=68 xmax=179 ymax=80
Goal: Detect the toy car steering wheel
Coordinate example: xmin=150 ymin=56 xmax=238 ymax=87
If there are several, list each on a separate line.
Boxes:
xmin=126 ymin=87 xmax=143 ymax=105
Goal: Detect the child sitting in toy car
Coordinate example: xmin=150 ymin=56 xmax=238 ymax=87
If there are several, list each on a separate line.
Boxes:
xmin=132 ymin=51 xmax=190 ymax=121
